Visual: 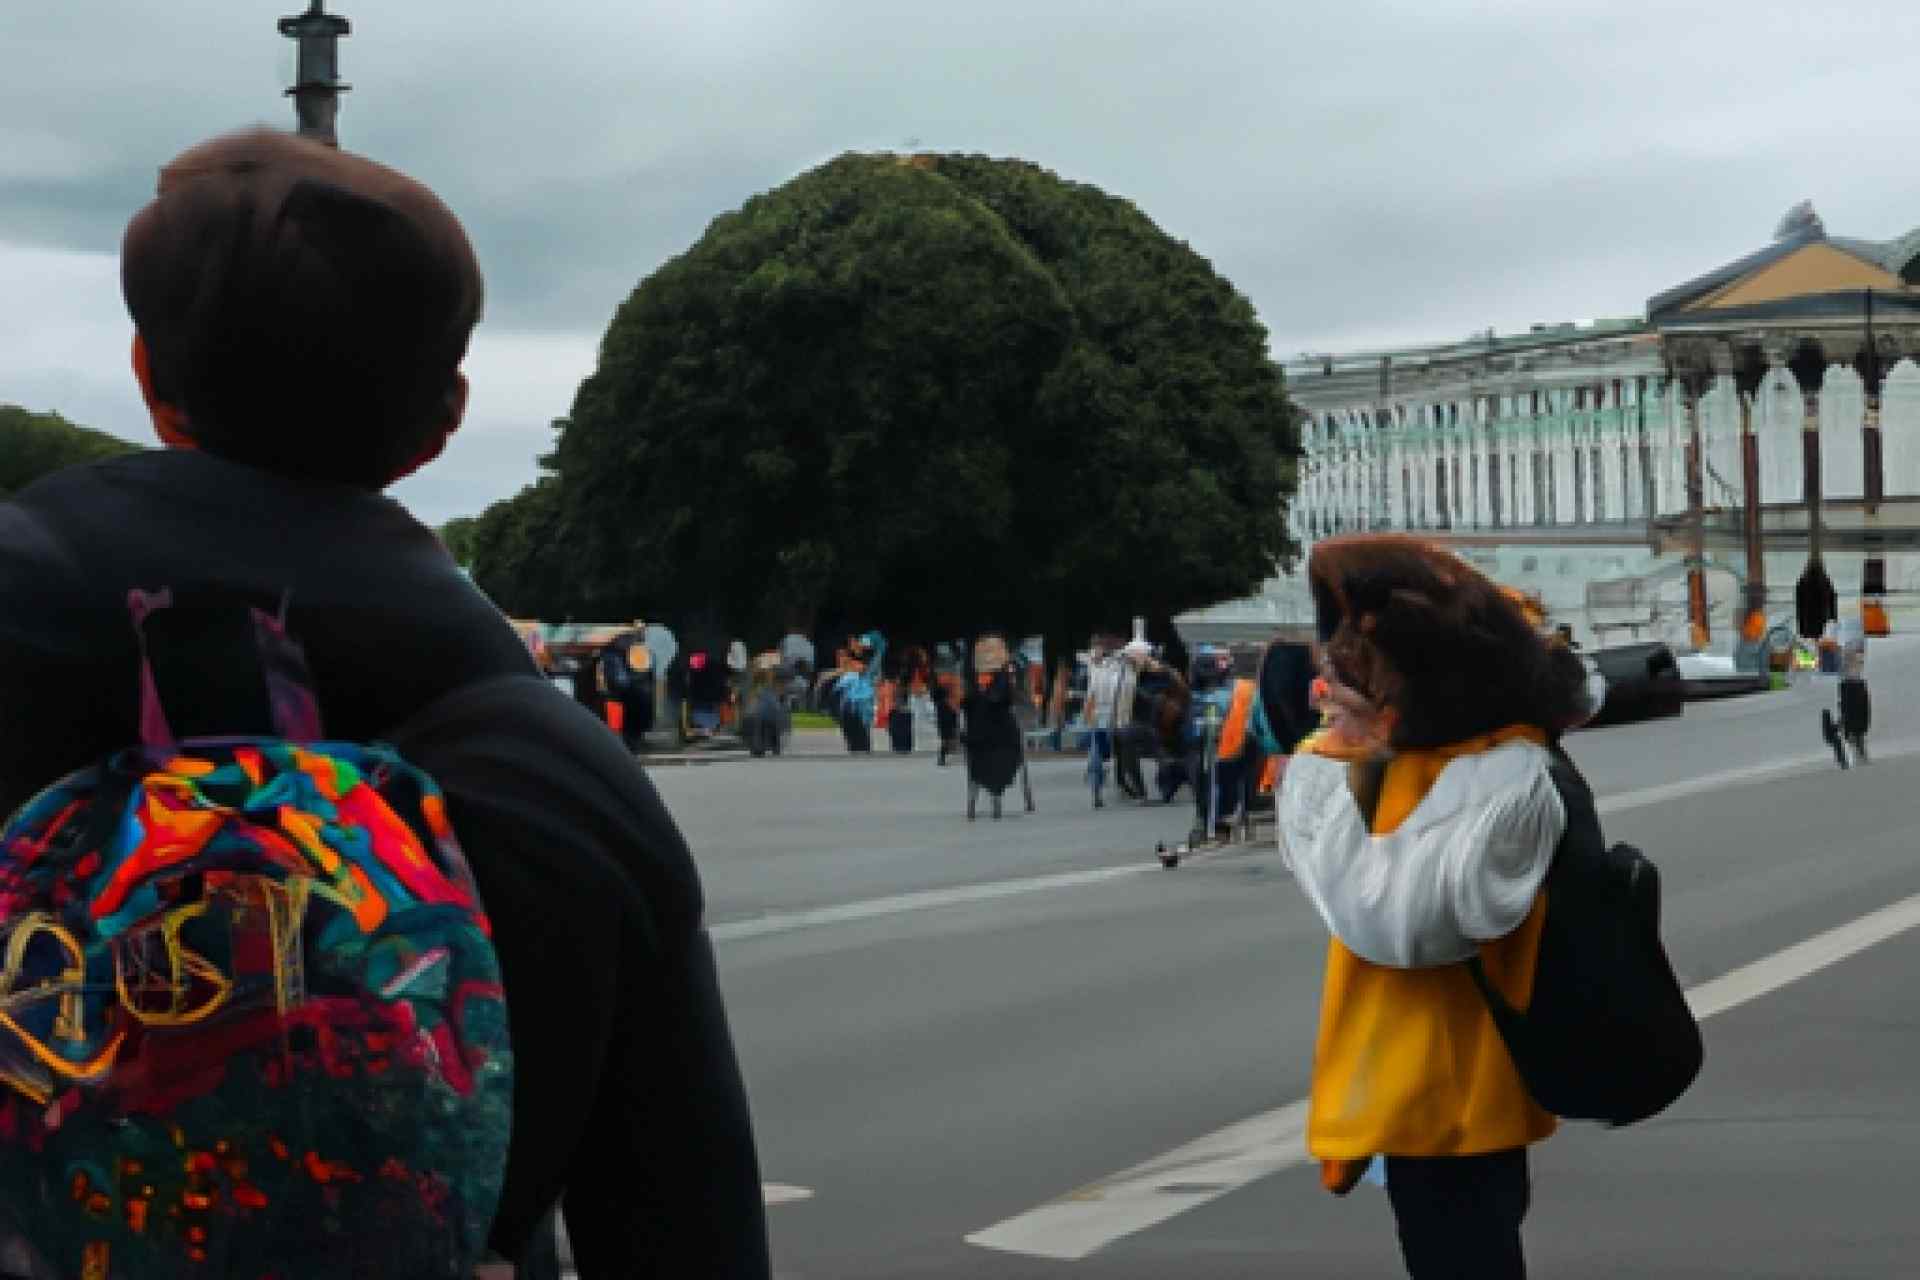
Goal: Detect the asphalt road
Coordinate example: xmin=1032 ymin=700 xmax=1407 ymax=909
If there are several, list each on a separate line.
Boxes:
xmin=646 ymin=639 xmax=1920 ymax=1278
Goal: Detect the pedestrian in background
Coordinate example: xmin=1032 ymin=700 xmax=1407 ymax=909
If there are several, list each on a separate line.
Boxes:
xmin=1278 ymin=534 xmax=1596 ymax=1280
xmin=1082 ymin=633 xmax=1127 ymax=807
xmin=961 ymin=632 xmax=1031 ymax=819
xmin=1110 ymin=636 xmax=1153 ymax=799
xmin=1821 ymin=614 xmax=1872 ymax=767
xmin=932 ymin=663 xmax=962 ymax=766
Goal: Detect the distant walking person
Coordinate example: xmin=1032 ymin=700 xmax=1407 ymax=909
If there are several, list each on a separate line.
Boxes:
xmin=596 ymin=621 xmax=655 ymax=750
xmin=1082 ymin=633 xmax=1127 ymax=807
xmin=961 ymin=632 xmax=1033 ymax=819
xmin=932 ymin=656 xmax=962 ymax=766
xmin=1278 ymin=535 xmax=1597 ymax=1280
xmin=835 ymin=631 xmax=884 ymax=752
xmin=1109 ymin=637 xmax=1153 ymax=799
xmin=1820 ymin=615 xmax=1872 ymax=767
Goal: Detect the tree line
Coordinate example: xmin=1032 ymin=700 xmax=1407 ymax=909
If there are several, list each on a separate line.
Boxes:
xmin=1 ymin=406 xmax=139 ymax=497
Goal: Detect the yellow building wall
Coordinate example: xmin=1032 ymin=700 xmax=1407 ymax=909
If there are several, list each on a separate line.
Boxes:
xmin=1693 ymin=243 xmax=1902 ymax=310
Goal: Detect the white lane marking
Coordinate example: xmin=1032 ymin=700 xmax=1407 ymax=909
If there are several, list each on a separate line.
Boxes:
xmin=1685 ymin=890 xmax=1920 ymax=1019
xmin=763 ymin=1182 xmax=816 ymax=1206
xmin=711 ymin=866 xmax=1145 ymax=942
xmin=1595 ymin=733 xmax=1920 ymax=816
xmin=967 ymin=888 xmax=1920 ymax=1261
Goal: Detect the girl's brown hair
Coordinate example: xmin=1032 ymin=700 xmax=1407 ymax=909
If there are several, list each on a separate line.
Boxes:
xmin=1307 ymin=535 xmax=1588 ymax=750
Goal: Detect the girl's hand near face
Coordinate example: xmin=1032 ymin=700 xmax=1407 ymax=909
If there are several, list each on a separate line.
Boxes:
xmin=1316 ymin=665 xmax=1393 ymax=756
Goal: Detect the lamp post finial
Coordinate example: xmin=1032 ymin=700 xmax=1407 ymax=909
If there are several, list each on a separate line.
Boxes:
xmin=279 ymin=0 xmax=351 ymax=146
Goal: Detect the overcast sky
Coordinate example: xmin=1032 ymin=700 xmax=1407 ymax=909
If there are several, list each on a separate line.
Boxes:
xmin=7 ymin=1 xmax=1920 ymax=523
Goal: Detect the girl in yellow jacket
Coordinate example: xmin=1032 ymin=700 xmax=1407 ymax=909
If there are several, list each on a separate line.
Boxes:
xmin=1277 ymin=534 xmax=1596 ymax=1280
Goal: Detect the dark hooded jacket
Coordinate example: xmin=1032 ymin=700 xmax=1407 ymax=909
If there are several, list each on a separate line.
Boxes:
xmin=960 ymin=643 xmax=1023 ymax=795
xmin=0 ymin=450 xmax=769 ymax=1278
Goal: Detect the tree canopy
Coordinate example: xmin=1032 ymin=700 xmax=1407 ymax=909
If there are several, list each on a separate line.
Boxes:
xmin=0 ymin=405 xmax=140 ymax=497
xmin=470 ymin=152 xmax=1299 ymax=650
xmin=438 ymin=516 xmax=480 ymax=568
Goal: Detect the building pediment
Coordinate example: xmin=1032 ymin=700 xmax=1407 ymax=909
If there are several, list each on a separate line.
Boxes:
xmin=1649 ymin=203 xmax=1920 ymax=328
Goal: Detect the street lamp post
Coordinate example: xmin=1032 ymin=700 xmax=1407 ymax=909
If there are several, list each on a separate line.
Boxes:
xmin=279 ymin=1 xmax=351 ymax=146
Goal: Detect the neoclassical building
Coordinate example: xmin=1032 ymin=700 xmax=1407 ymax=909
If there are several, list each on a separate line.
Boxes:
xmin=1182 ymin=204 xmax=1920 ymax=648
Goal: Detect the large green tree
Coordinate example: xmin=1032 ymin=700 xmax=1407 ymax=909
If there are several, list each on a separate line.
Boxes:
xmin=473 ymin=153 xmax=1299 ymax=652
xmin=437 ymin=516 xmax=480 ymax=568
xmin=465 ymin=475 xmax=582 ymax=621
xmin=0 ymin=405 xmax=140 ymax=496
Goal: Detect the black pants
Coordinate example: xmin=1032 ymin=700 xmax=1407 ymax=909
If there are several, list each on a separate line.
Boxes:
xmin=841 ymin=705 xmax=872 ymax=752
xmin=1840 ymin=677 xmax=1871 ymax=738
xmin=1385 ymin=1148 xmax=1530 ymax=1280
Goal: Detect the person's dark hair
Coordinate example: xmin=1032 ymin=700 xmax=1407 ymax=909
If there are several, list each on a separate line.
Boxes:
xmin=122 ymin=129 xmax=483 ymax=487
xmin=1308 ymin=534 xmax=1588 ymax=749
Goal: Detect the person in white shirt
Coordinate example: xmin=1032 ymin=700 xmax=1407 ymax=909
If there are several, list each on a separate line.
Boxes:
xmin=1082 ymin=634 xmax=1128 ymax=807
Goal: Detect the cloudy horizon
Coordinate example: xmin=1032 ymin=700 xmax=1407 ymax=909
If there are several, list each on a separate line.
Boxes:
xmin=8 ymin=1 xmax=1920 ymax=523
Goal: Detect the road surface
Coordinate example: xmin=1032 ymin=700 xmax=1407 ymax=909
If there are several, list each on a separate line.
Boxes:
xmin=634 ymin=640 xmax=1920 ymax=1277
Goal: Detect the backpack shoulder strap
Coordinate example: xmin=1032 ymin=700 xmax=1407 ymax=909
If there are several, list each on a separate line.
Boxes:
xmin=1464 ymin=953 xmax=1509 ymax=1012
xmin=133 ymin=588 xmax=325 ymax=744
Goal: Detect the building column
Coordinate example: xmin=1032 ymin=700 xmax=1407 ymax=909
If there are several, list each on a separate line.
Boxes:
xmin=1551 ymin=389 xmax=1576 ymax=525
xmin=1677 ymin=370 xmax=1711 ymax=648
xmin=1471 ymin=395 xmax=1491 ymax=529
xmin=1621 ymin=378 xmax=1645 ymax=521
xmin=1604 ymin=380 xmax=1623 ymax=523
xmin=1739 ymin=375 xmax=1766 ymax=640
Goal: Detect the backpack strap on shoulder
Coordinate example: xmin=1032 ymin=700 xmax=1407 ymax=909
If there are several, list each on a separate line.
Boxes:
xmin=128 ymin=587 xmax=178 ymax=748
xmin=1464 ymin=953 xmax=1513 ymax=1016
xmin=251 ymin=592 xmax=325 ymax=741
xmin=128 ymin=588 xmax=326 ymax=744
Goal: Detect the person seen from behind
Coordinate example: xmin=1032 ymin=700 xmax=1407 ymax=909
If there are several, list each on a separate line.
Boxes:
xmin=0 ymin=128 xmax=769 ymax=1278
xmin=1276 ymin=534 xmax=1599 ymax=1279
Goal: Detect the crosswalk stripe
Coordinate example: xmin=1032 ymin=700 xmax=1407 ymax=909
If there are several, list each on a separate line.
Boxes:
xmin=963 ymin=1103 xmax=1310 ymax=1261
xmin=966 ymin=887 xmax=1920 ymax=1260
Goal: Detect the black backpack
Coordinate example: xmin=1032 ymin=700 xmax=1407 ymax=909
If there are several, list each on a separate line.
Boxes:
xmin=1467 ymin=748 xmax=1704 ymax=1126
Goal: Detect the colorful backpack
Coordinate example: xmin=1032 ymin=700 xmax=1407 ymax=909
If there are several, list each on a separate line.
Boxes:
xmin=0 ymin=591 xmax=512 ymax=1279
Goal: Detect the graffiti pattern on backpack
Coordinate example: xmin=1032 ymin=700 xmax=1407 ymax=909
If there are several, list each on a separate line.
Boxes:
xmin=0 ymin=740 xmax=512 ymax=1279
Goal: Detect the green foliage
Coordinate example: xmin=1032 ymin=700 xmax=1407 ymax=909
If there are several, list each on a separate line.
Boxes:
xmin=466 ymin=475 xmax=579 ymax=621
xmin=438 ymin=516 xmax=480 ymax=568
xmin=473 ymin=153 xmax=1300 ymax=645
xmin=0 ymin=405 xmax=140 ymax=496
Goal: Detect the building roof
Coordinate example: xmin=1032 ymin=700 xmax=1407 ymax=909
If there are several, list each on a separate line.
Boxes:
xmin=1648 ymin=204 xmax=1920 ymax=322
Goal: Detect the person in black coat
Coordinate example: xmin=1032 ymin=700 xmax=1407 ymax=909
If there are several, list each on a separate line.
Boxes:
xmin=0 ymin=128 xmax=769 ymax=1279
xmin=960 ymin=632 xmax=1033 ymax=819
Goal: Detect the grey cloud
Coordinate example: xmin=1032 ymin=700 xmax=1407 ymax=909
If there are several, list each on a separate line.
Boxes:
xmin=388 ymin=418 xmax=562 ymax=529
xmin=16 ymin=0 xmax=1920 ymax=347
xmin=14 ymin=0 xmax=1920 ymax=517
